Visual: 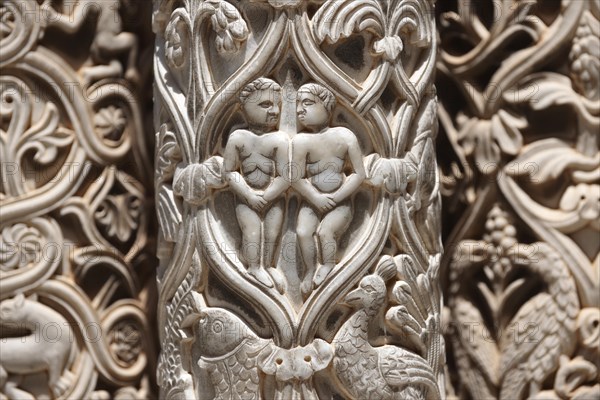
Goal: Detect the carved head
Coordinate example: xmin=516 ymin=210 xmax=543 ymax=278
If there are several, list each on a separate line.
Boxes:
xmin=194 ymin=307 xmax=256 ymax=358
xmin=344 ymin=275 xmax=387 ymax=315
xmin=296 ymin=83 xmax=336 ymax=131
xmin=239 ymin=78 xmax=282 ymax=132
xmin=0 ymin=293 xmax=26 ymax=321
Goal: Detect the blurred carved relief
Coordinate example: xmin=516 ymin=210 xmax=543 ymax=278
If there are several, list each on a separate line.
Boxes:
xmin=153 ymin=0 xmax=442 ymax=398
xmin=0 ymin=0 xmax=155 ymax=398
xmin=437 ymin=0 xmax=600 ymax=399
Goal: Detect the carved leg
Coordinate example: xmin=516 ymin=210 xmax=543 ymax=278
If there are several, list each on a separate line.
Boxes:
xmin=82 ymin=60 xmax=123 ymax=85
xmin=236 ymin=203 xmax=273 ymax=288
xmin=263 ymin=200 xmax=286 ymax=293
xmin=314 ymin=202 xmax=352 ymax=286
xmin=49 ymin=367 xmax=72 ymax=398
xmin=297 ymin=204 xmax=319 ymax=297
xmin=4 ymin=380 xmax=34 ymax=400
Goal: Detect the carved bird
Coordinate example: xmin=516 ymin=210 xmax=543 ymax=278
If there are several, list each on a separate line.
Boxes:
xmin=499 ymin=242 xmax=579 ymax=399
xmin=184 ymin=307 xmax=271 ymax=400
xmin=332 ymin=263 xmax=440 ymax=400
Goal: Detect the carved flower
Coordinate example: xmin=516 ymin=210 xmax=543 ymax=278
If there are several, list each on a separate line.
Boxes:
xmin=456 ymin=109 xmax=525 ymax=175
xmin=569 ymin=11 xmax=600 ymax=100
xmin=165 ymin=13 xmax=186 ymax=69
xmin=109 ymin=321 xmax=142 ymax=366
xmin=0 ymin=223 xmax=42 ymax=272
xmin=94 ymin=106 xmax=127 ymax=141
xmin=95 ymin=193 xmax=142 ymax=243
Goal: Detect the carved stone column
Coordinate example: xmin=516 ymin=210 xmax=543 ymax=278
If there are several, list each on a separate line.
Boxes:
xmin=437 ymin=1 xmax=600 ymax=399
xmin=153 ymin=0 xmax=443 ymax=398
xmin=0 ymin=1 xmax=155 ymax=398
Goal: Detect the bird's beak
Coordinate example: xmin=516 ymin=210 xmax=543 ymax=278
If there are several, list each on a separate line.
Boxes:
xmin=343 ymin=288 xmax=362 ymax=307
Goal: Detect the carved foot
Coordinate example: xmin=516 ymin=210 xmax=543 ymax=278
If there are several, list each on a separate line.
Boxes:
xmin=267 ymin=268 xmax=286 ymax=294
xmin=313 ymin=264 xmax=333 ymax=287
xmin=248 ymin=266 xmax=274 ymax=288
xmin=51 ymin=371 xmax=73 ymax=398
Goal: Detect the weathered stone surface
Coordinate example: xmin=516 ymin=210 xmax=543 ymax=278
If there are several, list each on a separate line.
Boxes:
xmin=153 ymin=0 xmax=443 ymax=398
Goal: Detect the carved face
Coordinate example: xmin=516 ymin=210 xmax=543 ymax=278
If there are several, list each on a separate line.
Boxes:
xmin=0 ymin=294 xmax=25 ymax=321
xmin=240 ymin=88 xmax=281 ymax=132
xmin=296 ymin=91 xmax=329 ymax=131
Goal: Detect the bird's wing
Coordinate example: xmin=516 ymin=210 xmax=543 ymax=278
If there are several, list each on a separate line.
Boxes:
xmin=453 ymin=296 xmax=499 ymax=384
xmin=499 ymin=293 xmax=568 ymax=399
xmin=378 ymin=346 xmax=439 ymax=397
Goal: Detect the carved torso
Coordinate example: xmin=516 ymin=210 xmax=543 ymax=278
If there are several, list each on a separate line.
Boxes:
xmin=294 ymin=128 xmax=357 ymax=193
xmin=229 ymin=129 xmax=287 ymax=189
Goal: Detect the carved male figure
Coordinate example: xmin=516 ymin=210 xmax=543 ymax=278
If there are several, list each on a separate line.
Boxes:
xmin=223 ymin=78 xmax=289 ymax=289
xmin=292 ymin=83 xmax=366 ymax=296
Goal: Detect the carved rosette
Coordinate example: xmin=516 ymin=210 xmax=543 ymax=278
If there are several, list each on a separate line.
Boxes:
xmin=154 ymin=0 xmax=443 ymax=399
xmin=437 ymin=1 xmax=599 ymax=399
xmin=0 ymin=1 xmax=154 ymax=399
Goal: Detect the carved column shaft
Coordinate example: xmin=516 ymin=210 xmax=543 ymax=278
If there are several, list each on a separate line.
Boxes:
xmin=437 ymin=1 xmax=600 ymax=399
xmin=153 ymin=0 xmax=443 ymax=399
xmin=0 ymin=1 xmax=155 ymax=398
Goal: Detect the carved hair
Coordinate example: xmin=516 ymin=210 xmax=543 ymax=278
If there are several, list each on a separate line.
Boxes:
xmin=239 ymin=78 xmax=282 ymax=104
xmin=298 ymin=83 xmax=336 ymax=113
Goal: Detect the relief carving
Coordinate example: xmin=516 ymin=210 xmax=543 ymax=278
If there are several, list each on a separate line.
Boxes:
xmin=154 ymin=0 xmax=442 ymax=398
xmin=0 ymin=1 xmax=154 ymax=398
xmin=437 ymin=1 xmax=599 ymax=399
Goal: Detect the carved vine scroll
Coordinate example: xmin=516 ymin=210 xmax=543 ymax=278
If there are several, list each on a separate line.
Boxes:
xmin=153 ymin=0 xmax=443 ymax=398
xmin=437 ymin=1 xmax=600 ymax=399
xmin=0 ymin=1 xmax=155 ymax=399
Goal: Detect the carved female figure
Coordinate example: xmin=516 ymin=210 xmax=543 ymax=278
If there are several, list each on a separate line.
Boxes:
xmin=223 ymin=78 xmax=290 ymax=290
xmin=292 ymin=83 xmax=366 ymax=296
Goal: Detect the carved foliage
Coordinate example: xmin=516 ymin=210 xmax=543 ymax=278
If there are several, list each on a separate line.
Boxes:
xmin=0 ymin=1 xmax=154 ymax=398
xmin=154 ymin=0 xmax=442 ymax=398
xmin=437 ymin=1 xmax=599 ymax=398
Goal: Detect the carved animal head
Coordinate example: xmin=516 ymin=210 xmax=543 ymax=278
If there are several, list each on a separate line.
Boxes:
xmin=0 ymin=293 xmax=26 ymax=321
xmin=344 ymin=275 xmax=387 ymax=314
xmin=344 ymin=257 xmax=396 ymax=314
xmin=191 ymin=307 xmax=258 ymax=358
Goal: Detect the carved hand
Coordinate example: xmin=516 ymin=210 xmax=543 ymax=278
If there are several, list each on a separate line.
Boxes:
xmin=311 ymin=193 xmax=336 ymax=213
xmin=246 ymin=191 xmax=268 ymax=212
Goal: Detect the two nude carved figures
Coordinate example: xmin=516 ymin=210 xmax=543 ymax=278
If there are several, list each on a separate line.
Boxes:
xmin=223 ymin=78 xmax=365 ymax=298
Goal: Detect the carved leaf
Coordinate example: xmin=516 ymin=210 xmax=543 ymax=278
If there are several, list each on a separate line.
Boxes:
xmin=16 ymin=103 xmax=73 ymax=165
xmin=506 ymin=139 xmax=600 ymax=184
xmin=313 ymin=0 xmax=384 ymax=44
xmin=173 ymin=156 xmax=225 ymax=205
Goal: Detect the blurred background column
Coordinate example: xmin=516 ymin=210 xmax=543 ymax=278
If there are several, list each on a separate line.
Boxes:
xmin=0 ymin=1 xmax=157 ymax=398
